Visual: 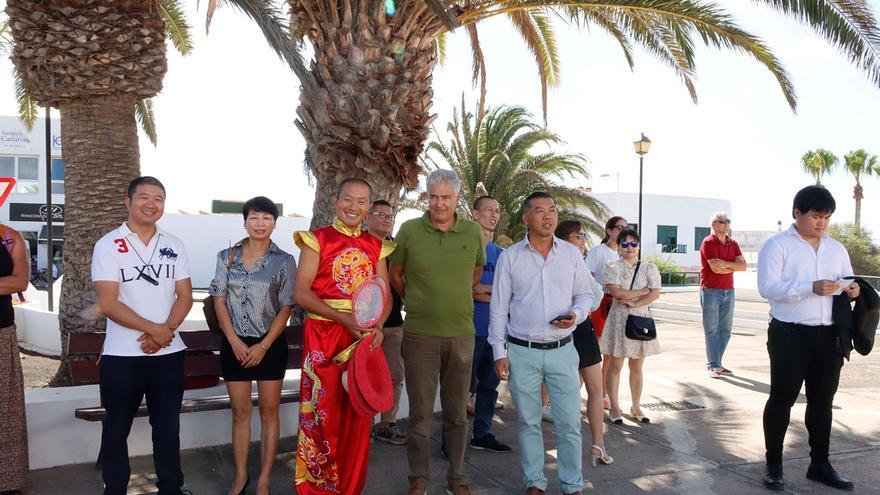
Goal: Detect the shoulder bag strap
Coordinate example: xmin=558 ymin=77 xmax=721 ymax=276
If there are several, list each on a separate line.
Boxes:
xmin=629 ymin=261 xmax=642 ymax=290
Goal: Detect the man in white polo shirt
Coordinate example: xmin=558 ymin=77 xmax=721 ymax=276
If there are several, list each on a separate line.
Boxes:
xmin=92 ymin=176 xmax=193 ymax=495
xmin=758 ymin=185 xmax=859 ymax=492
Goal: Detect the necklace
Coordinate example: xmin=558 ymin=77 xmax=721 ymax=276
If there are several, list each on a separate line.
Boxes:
xmin=127 ymin=233 xmax=161 ymax=285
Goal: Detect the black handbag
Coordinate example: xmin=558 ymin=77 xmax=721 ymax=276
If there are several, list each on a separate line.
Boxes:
xmin=624 ymin=261 xmax=657 ymax=341
xmin=203 ymin=245 xmax=238 ymax=337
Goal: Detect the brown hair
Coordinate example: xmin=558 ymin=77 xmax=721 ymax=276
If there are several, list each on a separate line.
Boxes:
xmin=555 ymin=220 xmax=582 ymax=240
xmin=601 ymin=216 xmax=627 ymax=244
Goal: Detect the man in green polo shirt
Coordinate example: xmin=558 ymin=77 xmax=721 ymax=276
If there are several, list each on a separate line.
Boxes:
xmin=390 ymin=169 xmax=485 ymax=495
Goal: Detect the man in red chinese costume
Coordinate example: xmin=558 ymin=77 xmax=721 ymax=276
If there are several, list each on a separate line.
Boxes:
xmin=293 ymin=177 xmax=394 ymax=494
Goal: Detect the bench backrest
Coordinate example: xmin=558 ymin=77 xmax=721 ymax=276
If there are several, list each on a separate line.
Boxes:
xmin=67 ymin=326 xmax=304 ymax=386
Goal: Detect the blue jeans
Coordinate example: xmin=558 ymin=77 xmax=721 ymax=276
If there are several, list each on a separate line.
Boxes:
xmin=700 ymin=288 xmax=735 ymax=369
xmin=508 ymin=341 xmax=582 ymax=493
xmin=471 ymin=336 xmax=500 ymax=440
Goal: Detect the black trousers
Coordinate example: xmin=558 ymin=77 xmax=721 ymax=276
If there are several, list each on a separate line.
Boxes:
xmin=763 ymin=319 xmax=843 ymax=465
xmin=99 ymin=351 xmax=185 ymax=495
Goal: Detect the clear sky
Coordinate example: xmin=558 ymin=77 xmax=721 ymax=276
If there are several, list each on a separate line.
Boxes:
xmin=1 ymin=1 xmax=879 ymax=239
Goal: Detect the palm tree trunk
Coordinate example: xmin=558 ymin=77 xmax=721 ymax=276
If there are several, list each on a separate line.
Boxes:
xmin=50 ymin=95 xmax=140 ymax=386
xmin=307 ymin=161 xmax=405 ymax=228
xmin=292 ymin=2 xmax=438 ymax=227
xmin=854 ymin=183 xmax=864 ymax=227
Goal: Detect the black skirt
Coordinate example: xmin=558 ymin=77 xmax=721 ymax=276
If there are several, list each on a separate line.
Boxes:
xmin=572 ymin=318 xmax=602 ymax=369
xmin=221 ymin=334 xmax=288 ymax=381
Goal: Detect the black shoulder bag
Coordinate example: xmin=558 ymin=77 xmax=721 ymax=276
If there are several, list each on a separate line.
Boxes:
xmin=624 ymin=261 xmax=657 ymax=341
xmin=203 ymin=245 xmax=238 ymax=337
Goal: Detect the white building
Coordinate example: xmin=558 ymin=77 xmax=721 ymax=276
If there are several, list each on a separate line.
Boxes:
xmin=0 ymin=115 xmax=64 ymax=274
xmin=588 ymin=192 xmax=732 ymax=269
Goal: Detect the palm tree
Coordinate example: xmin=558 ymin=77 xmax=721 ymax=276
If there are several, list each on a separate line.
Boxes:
xmin=420 ymin=100 xmax=609 ymax=243
xmin=283 ymin=0 xmax=880 ymax=227
xmin=801 ymin=148 xmax=839 ymax=185
xmin=844 ymin=148 xmax=879 ymax=227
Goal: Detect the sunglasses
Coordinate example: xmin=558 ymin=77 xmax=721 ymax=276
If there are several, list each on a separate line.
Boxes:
xmin=621 ymin=241 xmax=640 ymax=248
xmin=612 ymin=224 xmax=628 ymax=230
xmin=570 ymin=232 xmax=587 ymax=240
xmin=715 ymin=219 xmax=730 ymax=225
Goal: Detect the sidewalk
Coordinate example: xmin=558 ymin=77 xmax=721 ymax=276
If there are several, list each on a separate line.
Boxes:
xmin=25 ymin=315 xmax=880 ymax=494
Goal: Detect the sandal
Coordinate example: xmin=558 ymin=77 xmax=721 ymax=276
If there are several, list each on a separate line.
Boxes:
xmin=630 ymin=407 xmax=651 ymax=424
xmin=591 ymin=444 xmax=614 ymax=466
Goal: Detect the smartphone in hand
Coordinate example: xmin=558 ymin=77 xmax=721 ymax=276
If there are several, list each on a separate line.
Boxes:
xmin=549 ymin=314 xmax=572 ymax=324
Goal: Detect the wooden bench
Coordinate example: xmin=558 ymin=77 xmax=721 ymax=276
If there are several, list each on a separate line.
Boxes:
xmin=68 ymin=326 xmax=304 ymax=422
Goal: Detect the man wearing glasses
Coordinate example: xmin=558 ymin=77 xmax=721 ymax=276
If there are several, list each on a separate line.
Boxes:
xmin=365 ymin=199 xmax=407 ymax=445
xmin=699 ymin=212 xmax=746 ymax=378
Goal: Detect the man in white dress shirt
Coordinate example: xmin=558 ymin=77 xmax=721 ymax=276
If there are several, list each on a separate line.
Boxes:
xmin=757 ymin=185 xmax=859 ymax=492
xmin=490 ymin=191 xmax=595 ymax=495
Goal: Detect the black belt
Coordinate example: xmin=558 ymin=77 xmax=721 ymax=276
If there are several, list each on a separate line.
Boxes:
xmin=770 ymin=318 xmax=835 ymax=330
xmin=507 ymin=334 xmax=572 ymax=350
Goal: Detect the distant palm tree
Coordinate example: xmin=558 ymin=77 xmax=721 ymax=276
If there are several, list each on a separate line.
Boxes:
xmin=419 ymin=100 xmax=609 ymax=244
xmin=844 ymin=149 xmax=879 ymax=227
xmin=801 ymin=148 xmax=839 ymax=185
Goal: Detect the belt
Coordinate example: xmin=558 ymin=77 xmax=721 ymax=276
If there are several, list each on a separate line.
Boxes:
xmin=770 ymin=318 xmax=835 ymax=330
xmin=507 ymin=334 xmax=572 ymax=350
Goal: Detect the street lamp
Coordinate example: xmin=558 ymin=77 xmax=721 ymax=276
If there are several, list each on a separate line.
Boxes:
xmin=632 ymin=132 xmax=651 ymax=242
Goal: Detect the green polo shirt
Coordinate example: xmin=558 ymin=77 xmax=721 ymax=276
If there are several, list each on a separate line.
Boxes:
xmin=390 ymin=212 xmax=486 ymax=337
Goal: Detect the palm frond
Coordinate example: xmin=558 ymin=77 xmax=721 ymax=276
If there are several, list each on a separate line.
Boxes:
xmin=435 ymin=32 xmax=448 ymax=67
xmin=218 ymin=0 xmax=314 ymax=91
xmin=135 ymin=98 xmax=158 ymax=146
xmin=465 ymin=24 xmax=488 ymax=121
xmin=462 ymin=0 xmax=798 ymax=111
xmin=159 ymin=0 xmax=194 ymax=55
xmin=756 ymin=0 xmax=880 ymax=88
xmin=13 ymin=68 xmax=38 ymax=131
xmin=506 ymin=8 xmax=561 ymax=122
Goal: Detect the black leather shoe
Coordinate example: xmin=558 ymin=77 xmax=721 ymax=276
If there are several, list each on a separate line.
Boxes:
xmin=807 ymin=462 xmax=854 ymax=491
xmin=763 ymin=463 xmax=784 ymax=491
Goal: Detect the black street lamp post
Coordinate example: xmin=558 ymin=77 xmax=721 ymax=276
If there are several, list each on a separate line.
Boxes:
xmin=633 ymin=133 xmax=651 ymax=257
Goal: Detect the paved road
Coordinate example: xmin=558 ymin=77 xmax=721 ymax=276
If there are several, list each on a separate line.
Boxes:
xmin=25 ymin=298 xmax=880 ymax=494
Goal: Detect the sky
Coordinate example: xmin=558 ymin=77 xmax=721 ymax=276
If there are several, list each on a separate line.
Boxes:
xmin=1 ymin=1 xmax=879 ymax=239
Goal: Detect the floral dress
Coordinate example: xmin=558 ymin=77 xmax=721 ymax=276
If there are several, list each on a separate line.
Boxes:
xmin=598 ymin=259 xmax=662 ymax=358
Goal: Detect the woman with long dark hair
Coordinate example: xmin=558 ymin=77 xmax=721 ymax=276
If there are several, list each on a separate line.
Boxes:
xmin=0 ymin=224 xmax=31 ymax=495
xmin=555 ymin=220 xmax=613 ymax=466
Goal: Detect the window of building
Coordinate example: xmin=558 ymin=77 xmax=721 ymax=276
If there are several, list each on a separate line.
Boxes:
xmin=695 ymin=227 xmax=711 ymax=251
xmin=0 ymin=155 xmax=41 ymax=193
xmin=51 ymin=158 xmax=64 ymax=194
xmin=658 ymin=225 xmax=684 ymax=253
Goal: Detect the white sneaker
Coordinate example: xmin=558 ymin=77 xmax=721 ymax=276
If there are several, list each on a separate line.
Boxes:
xmin=541 ymin=405 xmax=554 ymax=423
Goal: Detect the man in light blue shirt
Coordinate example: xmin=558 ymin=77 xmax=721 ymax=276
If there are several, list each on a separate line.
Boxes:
xmin=489 ymin=192 xmax=594 ymax=495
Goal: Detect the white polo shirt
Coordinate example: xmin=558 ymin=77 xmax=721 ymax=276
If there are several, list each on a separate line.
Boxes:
xmin=92 ymin=222 xmax=191 ymax=356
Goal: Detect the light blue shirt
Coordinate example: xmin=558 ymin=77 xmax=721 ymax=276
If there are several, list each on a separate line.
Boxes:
xmin=488 ymin=236 xmax=595 ymax=360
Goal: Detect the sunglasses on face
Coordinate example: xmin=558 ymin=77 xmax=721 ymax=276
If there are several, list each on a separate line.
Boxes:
xmin=612 ymin=224 xmax=628 ymax=231
xmin=570 ymin=232 xmax=587 ymax=240
xmin=621 ymin=241 xmax=640 ymax=248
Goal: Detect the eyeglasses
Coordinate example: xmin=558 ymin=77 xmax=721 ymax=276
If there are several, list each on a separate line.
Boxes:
xmin=621 ymin=241 xmax=640 ymax=248
xmin=370 ymin=212 xmax=395 ymax=221
xmin=612 ymin=224 xmax=628 ymax=230
xmin=714 ymin=219 xmax=730 ymax=225
xmin=570 ymin=232 xmax=587 ymax=240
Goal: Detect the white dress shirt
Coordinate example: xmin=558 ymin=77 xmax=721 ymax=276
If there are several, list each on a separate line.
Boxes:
xmin=488 ymin=236 xmax=595 ymax=360
xmin=757 ymin=224 xmax=853 ymax=326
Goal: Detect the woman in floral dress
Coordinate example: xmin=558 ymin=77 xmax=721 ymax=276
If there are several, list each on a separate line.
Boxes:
xmin=599 ymin=229 xmax=661 ymax=425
